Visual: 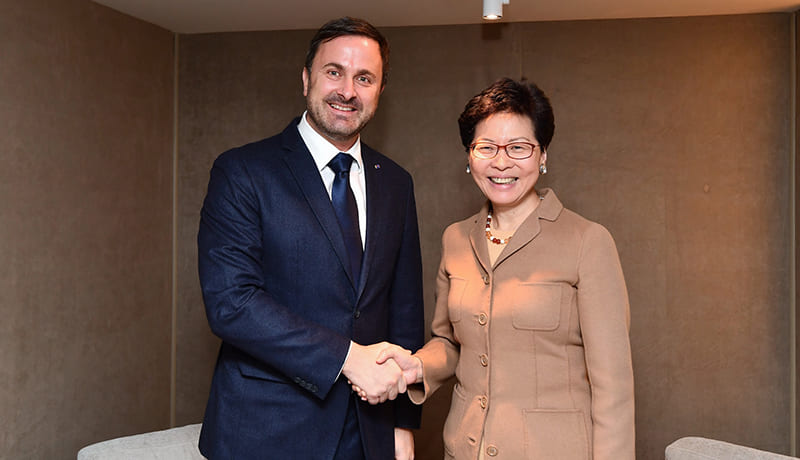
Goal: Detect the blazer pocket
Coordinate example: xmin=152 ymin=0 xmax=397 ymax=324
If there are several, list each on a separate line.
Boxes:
xmin=237 ymin=359 xmax=287 ymax=384
xmin=522 ymin=409 xmax=589 ymax=460
xmin=511 ymin=283 xmax=562 ymax=331
xmin=447 ymin=276 xmax=467 ymax=323
xmin=442 ymin=383 xmax=467 ymax=457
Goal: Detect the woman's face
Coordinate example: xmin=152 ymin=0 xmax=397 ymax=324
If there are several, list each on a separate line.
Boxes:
xmin=468 ymin=111 xmax=546 ymax=213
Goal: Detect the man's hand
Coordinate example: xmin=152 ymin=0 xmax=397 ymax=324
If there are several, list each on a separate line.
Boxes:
xmin=342 ymin=342 xmax=406 ymax=405
xmin=394 ymin=427 xmax=415 ymax=460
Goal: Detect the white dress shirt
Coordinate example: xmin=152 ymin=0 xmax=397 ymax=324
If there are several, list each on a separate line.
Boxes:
xmin=297 ymin=112 xmax=367 ymax=248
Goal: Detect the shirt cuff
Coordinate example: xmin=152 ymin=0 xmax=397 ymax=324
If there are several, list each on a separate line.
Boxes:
xmin=336 ymin=341 xmax=354 ymax=381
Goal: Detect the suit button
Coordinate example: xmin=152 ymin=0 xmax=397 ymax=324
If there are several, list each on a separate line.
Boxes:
xmin=486 ymin=445 xmax=498 ymax=456
xmin=479 ymin=354 xmax=488 ymax=366
xmin=354 ymin=310 xmax=361 ymax=319
xmin=478 ymin=313 xmax=487 ymax=325
xmin=479 ymin=396 xmax=487 ymax=409
xmin=482 ymin=274 xmax=489 ymax=285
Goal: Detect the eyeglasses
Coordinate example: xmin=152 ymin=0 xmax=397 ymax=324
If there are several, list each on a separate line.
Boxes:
xmin=469 ymin=141 xmax=539 ymax=160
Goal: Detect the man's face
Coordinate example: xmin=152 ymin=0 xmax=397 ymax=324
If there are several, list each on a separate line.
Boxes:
xmin=302 ymin=35 xmax=384 ymax=151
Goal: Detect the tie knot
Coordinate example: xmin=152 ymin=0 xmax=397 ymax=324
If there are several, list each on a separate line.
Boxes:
xmin=328 ymin=152 xmax=354 ymax=175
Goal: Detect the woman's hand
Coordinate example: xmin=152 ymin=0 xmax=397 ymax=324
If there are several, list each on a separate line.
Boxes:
xmin=377 ymin=345 xmax=423 ymax=386
xmin=350 ymin=344 xmax=423 ymax=402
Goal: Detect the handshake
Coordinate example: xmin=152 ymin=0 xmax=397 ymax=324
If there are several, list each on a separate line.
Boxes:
xmin=342 ymin=342 xmax=423 ymax=405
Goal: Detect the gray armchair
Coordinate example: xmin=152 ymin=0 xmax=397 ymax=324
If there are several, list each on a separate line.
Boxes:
xmin=77 ymin=424 xmax=204 ymax=460
xmin=666 ymin=437 xmax=798 ymax=460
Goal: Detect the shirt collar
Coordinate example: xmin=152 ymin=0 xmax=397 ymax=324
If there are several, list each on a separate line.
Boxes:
xmin=297 ymin=111 xmax=363 ymax=173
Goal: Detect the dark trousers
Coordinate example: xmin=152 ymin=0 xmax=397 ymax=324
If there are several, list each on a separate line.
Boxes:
xmin=333 ymin=396 xmax=366 ymax=460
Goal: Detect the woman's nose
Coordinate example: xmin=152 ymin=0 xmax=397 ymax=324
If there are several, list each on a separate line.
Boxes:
xmin=492 ymin=147 xmax=513 ymax=168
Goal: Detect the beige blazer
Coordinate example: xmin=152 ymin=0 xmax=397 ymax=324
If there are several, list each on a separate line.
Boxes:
xmin=410 ymin=189 xmax=635 ymax=460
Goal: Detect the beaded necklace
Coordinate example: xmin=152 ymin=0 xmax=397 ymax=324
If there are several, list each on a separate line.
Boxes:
xmin=485 ymin=210 xmax=510 ymax=245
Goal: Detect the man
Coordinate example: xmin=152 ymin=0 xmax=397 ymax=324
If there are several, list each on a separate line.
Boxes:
xmin=197 ymin=17 xmax=424 ymax=460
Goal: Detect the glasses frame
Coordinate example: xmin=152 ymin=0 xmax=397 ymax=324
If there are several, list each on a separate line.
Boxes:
xmin=469 ymin=141 xmax=540 ymax=160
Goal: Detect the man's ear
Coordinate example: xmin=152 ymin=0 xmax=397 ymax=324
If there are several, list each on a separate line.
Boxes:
xmin=301 ymin=68 xmax=309 ymax=97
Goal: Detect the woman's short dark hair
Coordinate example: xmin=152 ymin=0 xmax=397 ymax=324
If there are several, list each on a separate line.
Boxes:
xmin=458 ymin=78 xmax=555 ymax=151
xmin=304 ymin=17 xmax=390 ymax=88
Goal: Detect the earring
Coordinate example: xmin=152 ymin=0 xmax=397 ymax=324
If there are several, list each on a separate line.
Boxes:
xmin=539 ymin=163 xmax=547 ymax=175
xmin=466 ymin=164 xmax=471 ymax=174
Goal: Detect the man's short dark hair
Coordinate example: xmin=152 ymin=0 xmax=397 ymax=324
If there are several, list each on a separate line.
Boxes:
xmin=304 ymin=17 xmax=390 ymax=88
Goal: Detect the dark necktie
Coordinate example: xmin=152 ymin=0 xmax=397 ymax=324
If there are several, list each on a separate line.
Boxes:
xmin=328 ymin=153 xmax=362 ymax=284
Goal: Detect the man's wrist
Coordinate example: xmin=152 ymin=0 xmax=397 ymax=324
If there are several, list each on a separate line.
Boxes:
xmin=338 ymin=341 xmax=355 ymax=380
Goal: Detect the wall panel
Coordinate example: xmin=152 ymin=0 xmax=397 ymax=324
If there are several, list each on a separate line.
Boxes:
xmin=518 ymin=16 xmax=792 ymax=458
xmin=176 ymin=13 xmax=793 ymax=458
xmin=0 ymin=0 xmax=174 ymax=457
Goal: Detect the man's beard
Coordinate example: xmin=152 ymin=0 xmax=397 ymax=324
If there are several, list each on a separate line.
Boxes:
xmin=306 ymin=93 xmax=374 ymax=143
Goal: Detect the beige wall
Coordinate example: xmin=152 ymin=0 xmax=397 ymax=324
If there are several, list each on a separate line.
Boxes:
xmin=176 ymin=14 xmax=794 ymax=459
xmin=796 ymin=12 xmax=800 ymax=452
xmin=0 ymin=0 xmax=174 ymax=458
xmin=1 ymin=2 xmax=795 ymax=458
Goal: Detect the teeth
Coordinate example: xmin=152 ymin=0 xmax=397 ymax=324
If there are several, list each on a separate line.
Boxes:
xmin=491 ymin=177 xmax=516 ymax=184
xmin=330 ymin=103 xmax=355 ymax=111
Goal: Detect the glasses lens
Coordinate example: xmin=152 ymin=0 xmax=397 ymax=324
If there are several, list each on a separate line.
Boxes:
xmin=506 ymin=143 xmax=534 ymax=159
xmin=472 ymin=143 xmax=497 ymax=159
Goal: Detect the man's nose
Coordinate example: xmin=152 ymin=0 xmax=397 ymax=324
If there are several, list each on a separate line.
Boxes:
xmin=337 ymin=77 xmax=356 ymax=100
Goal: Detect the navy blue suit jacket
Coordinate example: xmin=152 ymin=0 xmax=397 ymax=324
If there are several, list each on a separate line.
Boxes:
xmin=197 ymin=118 xmax=425 ymax=459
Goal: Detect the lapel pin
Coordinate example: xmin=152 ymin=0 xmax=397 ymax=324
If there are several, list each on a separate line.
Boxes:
xmin=374 ymin=164 xmax=381 ymax=169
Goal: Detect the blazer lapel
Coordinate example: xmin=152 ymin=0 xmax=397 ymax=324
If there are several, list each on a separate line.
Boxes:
xmin=492 ymin=188 xmax=563 ymax=268
xmin=359 ymin=149 xmax=383 ymax=298
xmin=494 ymin=209 xmax=542 ymax=268
xmin=469 ymin=204 xmax=492 ymax=274
xmin=279 ymin=121 xmax=357 ymax=289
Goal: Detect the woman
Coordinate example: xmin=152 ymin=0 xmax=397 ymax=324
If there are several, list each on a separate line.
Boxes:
xmin=372 ymin=78 xmax=635 ymax=459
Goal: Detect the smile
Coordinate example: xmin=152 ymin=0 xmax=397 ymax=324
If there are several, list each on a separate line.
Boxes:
xmin=490 ymin=177 xmax=517 ymax=184
xmin=329 ymin=103 xmax=356 ymax=112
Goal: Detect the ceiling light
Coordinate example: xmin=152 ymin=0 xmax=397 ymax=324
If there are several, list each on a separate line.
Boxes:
xmin=483 ymin=0 xmax=510 ymax=20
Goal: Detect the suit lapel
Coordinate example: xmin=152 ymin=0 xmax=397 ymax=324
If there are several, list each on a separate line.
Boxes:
xmin=279 ymin=121 xmax=358 ymax=289
xmin=359 ymin=148 xmax=383 ymax=298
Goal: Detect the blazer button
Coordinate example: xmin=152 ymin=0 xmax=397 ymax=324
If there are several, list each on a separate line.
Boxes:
xmin=478 ymin=313 xmax=487 ymax=325
xmin=479 ymin=354 xmax=489 ymax=367
xmin=479 ymin=395 xmax=488 ymax=409
xmin=354 ymin=310 xmax=361 ymax=319
xmin=482 ymin=274 xmax=490 ymax=285
xmin=486 ymin=445 xmax=498 ymax=456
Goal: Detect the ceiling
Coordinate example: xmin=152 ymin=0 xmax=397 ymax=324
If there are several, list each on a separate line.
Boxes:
xmin=92 ymin=0 xmax=800 ymax=34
